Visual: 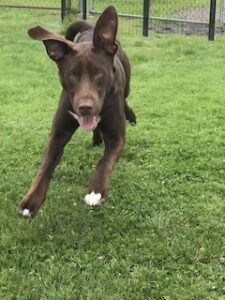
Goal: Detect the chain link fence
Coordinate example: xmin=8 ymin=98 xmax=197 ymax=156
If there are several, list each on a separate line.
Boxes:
xmin=87 ymin=0 xmax=143 ymax=37
xmin=87 ymin=0 xmax=225 ymax=37
xmin=0 ymin=0 xmax=61 ymax=9
xmin=149 ymin=0 xmax=225 ymax=36
xmin=0 ymin=0 xmax=79 ymax=20
xmin=1 ymin=0 xmax=225 ymax=38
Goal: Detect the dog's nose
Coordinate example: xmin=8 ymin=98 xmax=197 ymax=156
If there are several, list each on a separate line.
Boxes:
xmin=78 ymin=104 xmax=93 ymax=115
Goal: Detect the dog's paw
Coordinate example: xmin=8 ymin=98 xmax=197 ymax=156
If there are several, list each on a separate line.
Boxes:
xmin=17 ymin=207 xmax=32 ymax=218
xmin=84 ymin=191 xmax=103 ymax=207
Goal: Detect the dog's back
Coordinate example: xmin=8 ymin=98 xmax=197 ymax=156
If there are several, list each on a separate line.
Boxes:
xmin=65 ymin=20 xmax=93 ymax=42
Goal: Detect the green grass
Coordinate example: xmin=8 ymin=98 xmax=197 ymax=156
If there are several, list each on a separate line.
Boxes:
xmin=1 ymin=7 xmax=225 ymax=300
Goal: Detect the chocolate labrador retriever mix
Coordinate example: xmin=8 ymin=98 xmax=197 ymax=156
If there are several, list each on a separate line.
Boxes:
xmin=17 ymin=6 xmax=136 ymax=218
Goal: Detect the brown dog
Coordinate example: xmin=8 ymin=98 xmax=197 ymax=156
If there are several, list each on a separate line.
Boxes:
xmin=17 ymin=6 xmax=136 ymax=218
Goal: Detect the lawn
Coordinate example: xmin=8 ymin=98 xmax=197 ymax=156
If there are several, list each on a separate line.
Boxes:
xmin=1 ymin=7 xmax=225 ymax=300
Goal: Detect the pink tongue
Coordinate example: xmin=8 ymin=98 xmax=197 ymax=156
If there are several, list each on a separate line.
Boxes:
xmin=79 ymin=116 xmax=96 ymax=131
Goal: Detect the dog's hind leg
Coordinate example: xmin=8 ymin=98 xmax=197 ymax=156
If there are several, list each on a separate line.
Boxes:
xmin=93 ymin=128 xmax=103 ymax=147
xmin=124 ymin=100 xmax=136 ymax=125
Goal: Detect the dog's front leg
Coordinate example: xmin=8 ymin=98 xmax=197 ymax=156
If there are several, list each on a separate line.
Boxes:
xmin=85 ymin=129 xmax=125 ymax=207
xmin=17 ymin=128 xmax=76 ymax=218
xmin=17 ymin=95 xmax=78 ymax=218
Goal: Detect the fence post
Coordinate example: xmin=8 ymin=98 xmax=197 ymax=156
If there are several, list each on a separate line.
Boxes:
xmin=82 ymin=0 xmax=87 ymax=20
xmin=143 ymin=0 xmax=150 ymax=36
xmin=208 ymin=0 xmax=217 ymax=40
xmin=61 ymin=0 xmax=72 ymax=21
xmin=61 ymin=0 xmax=65 ymax=21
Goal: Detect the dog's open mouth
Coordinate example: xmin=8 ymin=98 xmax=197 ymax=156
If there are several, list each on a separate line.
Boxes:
xmin=69 ymin=111 xmax=100 ymax=132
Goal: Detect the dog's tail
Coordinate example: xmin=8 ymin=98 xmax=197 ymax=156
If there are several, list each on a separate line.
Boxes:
xmin=65 ymin=21 xmax=93 ymax=41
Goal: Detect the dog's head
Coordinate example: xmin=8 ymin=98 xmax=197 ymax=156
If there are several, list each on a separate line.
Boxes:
xmin=28 ymin=6 xmax=118 ymax=131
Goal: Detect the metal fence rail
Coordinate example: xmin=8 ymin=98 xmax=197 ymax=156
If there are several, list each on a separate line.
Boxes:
xmin=0 ymin=0 xmax=80 ymax=21
xmin=0 ymin=0 xmax=60 ymax=9
xmin=148 ymin=0 xmax=224 ymax=38
xmin=0 ymin=0 xmax=224 ymax=39
xmin=86 ymin=0 xmax=224 ymax=39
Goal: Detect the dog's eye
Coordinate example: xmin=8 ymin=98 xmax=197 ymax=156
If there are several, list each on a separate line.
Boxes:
xmin=94 ymin=71 xmax=104 ymax=79
xmin=68 ymin=72 xmax=79 ymax=80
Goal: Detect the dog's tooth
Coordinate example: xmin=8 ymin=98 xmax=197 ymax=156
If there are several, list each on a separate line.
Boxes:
xmin=68 ymin=110 xmax=79 ymax=120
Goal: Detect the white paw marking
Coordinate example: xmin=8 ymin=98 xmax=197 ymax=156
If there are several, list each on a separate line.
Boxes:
xmin=21 ymin=208 xmax=31 ymax=218
xmin=84 ymin=191 xmax=102 ymax=206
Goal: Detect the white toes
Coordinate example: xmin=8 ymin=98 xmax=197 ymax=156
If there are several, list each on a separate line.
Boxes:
xmin=19 ymin=208 xmax=32 ymax=218
xmin=22 ymin=208 xmax=31 ymax=217
xmin=84 ymin=191 xmax=102 ymax=206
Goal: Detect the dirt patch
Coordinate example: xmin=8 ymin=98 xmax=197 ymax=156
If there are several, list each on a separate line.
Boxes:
xmin=173 ymin=7 xmax=223 ymax=23
xmin=150 ymin=7 xmax=225 ymax=36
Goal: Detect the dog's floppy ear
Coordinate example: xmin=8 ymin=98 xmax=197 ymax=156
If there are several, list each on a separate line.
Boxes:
xmin=93 ymin=6 xmax=118 ymax=56
xmin=28 ymin=26 xmax=75 ymax=62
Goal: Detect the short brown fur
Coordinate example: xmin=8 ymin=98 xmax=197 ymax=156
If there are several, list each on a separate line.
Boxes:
xmin=17 ymin=6 xmax=136 ymax=217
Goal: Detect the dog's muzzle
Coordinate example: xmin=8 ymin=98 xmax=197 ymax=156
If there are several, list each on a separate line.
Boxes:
xmin=69 ymin=111 xmax=100 ymax=132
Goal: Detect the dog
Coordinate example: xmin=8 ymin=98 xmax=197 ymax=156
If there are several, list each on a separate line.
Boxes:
xmin=17 ymin=6 xmax=136 ymax=218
